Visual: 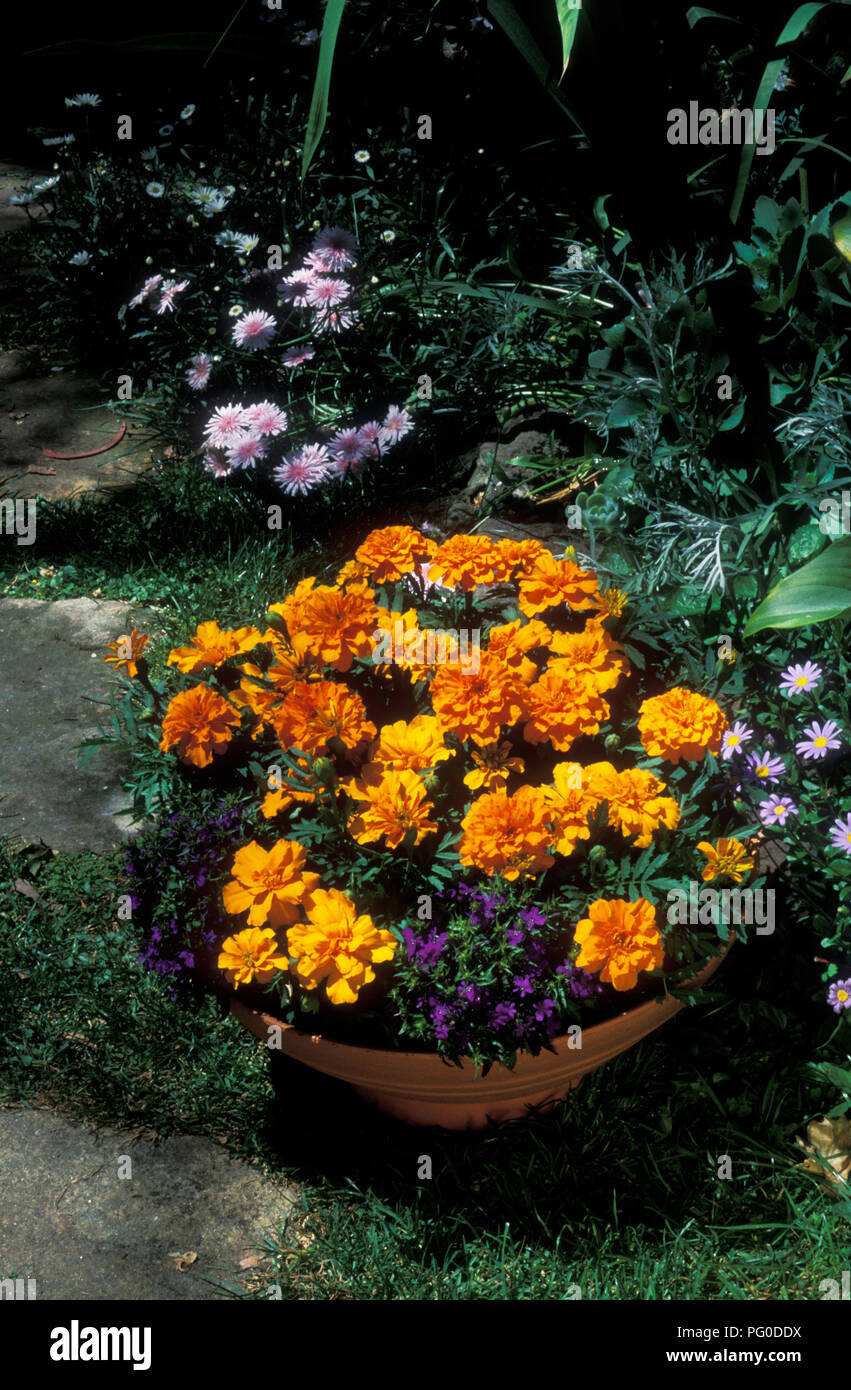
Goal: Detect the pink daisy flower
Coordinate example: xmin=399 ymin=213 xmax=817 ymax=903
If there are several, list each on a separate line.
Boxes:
xmin=225 ymin=433 xmax=268 ymax=470
xmin=243 ymin=400 xmax=289 ymax=436
xmin=305 ymin=277 xmax=350 ymax=311
xmin=282 ymin=345 xmax=315 ymax=368
xmin=312 ymin=306 xmax=356 ymax=335
xmin=232 ymin=309 xmax=277 ymax=350
xmin=128 ymin=274 xmax=163 ymax=308
xmin=280 ymin=270 xmax=317 ymax=306
xmin=155 ymin=279 xmax=189 ymax=315
xmin=356 ymin=420 xmax=382 ymax=457
xmin=330 ymin=427 xmax=367 ymax=469
xmin=302 ymin=251 xmax=334 ymax=275
xmin=379 ymin=405 xmax=414 ymax=447
xmin=203 ymin=451 xmax=232 ymax=478
xmin=186 ymin=353 xmax=212 ymax=390
xmin=311 ymin=226 xmax=357 ymax=272
xmin=204 ymin=403 xmax=249 ymax=448
xmin=273 ymin=444 xmax=329 ymax=496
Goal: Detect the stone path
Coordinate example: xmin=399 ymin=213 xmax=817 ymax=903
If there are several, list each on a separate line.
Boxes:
xmin=0 ymin=1106 xmax=299 ymax=1300
xmin=0 ymin=597 xmax=159 ymax=852
xmin=0 ymin=349 xmax=156 ymax=502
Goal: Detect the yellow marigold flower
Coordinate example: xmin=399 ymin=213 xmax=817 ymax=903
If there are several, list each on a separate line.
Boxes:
xmin=167 ymin=620 xmax=265 ymax=674
xmin=546 ymin=618 xmax=628 ymax=694
xmin=369 ymin=715 xmax=454 ymax=773
xmin=355 ymin=524 xmax=436 ymax=584
xmin=589 ymin=764 xmax=679 ymax=848
xmin=589 ymin=587 xmax=628 ymax=618
xmin=336 ymin=557 xmax=371 ymax=586
xmin=544 ymin=762 xmax=601 ymax=855
xmin=346 ymin=768 xmax=438 ymax=849
xmin=427 ymin=533 xmax=501 ymax=591
xmin=282 ymin=580 xmax=378 ymax=673
xmin=523 ymin=666 xmax=609 ymax=751
xmin=218 ymin=926 xmax=289 ymax=988
xmin=486 ymin=618 xmax=551 ymax=684
xmin=697 ymin=837 xmax=755 ymax=883
xmin=431 ymin=650 xmax=527 ymax=747
xmin=458 ymin=785 xmax=554 ymax=880
xmin=490 ymin=537 xmax=547 ymax=581
xmin=287 ymin=888 xmax=397 ymax=1005
xmin=574 ymin=897 xmax=664 ymax=991
xmin=638 ymin=687 xmax=727 ymax=764
xmin=517 ymin=552 xmax=600 ymax=617
xmin=269 ymin=679 xmax=376 ymax=755
xmin=104 ymin=629 xmax=150 ymax=678
xmin=222 ymin=838 xmax=320 ymax=928
xmin=463 ymin=741 xmax=525 ymax=793
xmin=159 ymin=685 xmax=241 ymax=768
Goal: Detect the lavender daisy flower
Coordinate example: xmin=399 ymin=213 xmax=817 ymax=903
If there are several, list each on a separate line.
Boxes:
xmin=828 ymin=814 xmax=851 ymax=856
xmin=721 ymin=721 xmax=753 ymax=760
xmin=795 ymin=720 xmax=842 ymax=761
xmin=282 ymin=345 xmax=315 ymax=367
xmin=225 ymin=433 xmax=267 ymax=470
xmin=758 ymin=794 xmax=798 ymax=827
xmin=232 ymin=309 xmax=276 ymax=351
xmin=779 ymin=661 xmax=823 ymax=696
xmin=746 ymin=749 xmax=786 ymax=784
xmin=243 ymin=400 xmax=288 ymax=436
xmin=311 ymin=225 xmax=358 ymax=271
xmin=827 ymin=978 xmax=851 ymax=1013
xmin=185 ymin=352 xmax=212 ymax=390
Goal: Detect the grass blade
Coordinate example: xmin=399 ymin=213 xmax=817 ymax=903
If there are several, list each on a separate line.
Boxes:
xmin=301 ymin=0 xmax=348 ymax=183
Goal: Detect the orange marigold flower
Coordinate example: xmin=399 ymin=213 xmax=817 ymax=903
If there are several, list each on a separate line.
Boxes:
xmin=346 ymin=768 xmax=438 ymax=849
xmin=104 ymin=629 xmax=150 ymax=678
xmin=544 ymin=761 xmax=601 ymax=855
xmin=574 ymin=897 xmax=664 ymax=991
xmin=282 ymin=580 xmax=378 ymax=673
xmin=591 ymin=764 xmax=679 ymax=848
xmin=269 ymin=679 xmax=376 ymax=755
xmin=427 ymin=533 xmax=501 ymax=591
xmin=697 ymin=837 xmax=755 ymax=883
xmin=431 ymin=650 xmax=527 ymax=746
xmin=287 ymin=888 xmax=397 ymax=1005
xmin=159 ymin=685 xmax=241 ymax=768
xmin=486 ymin=618 xmax=551 ymax=684
xmin=355 ymin=525 xmax=437 ymax=584
xmin=222 ymin=838 xmax=320 ymax=928
xmin=463 ymin=741 xmax=525 ymax=794
xmin=547 ymin=618 xmax=628 ymax=694
xmin=523 ymin=666 xmax=609 ymax=751
xmin=589 ymin=586 xmax=629 ymax=618
xmin=638 ymin=687 xmax=727 ymax=764
xmin=490 ymin=537 xmax=547 ymax=581
xmin=459 ymin=785 xmax=554 ymax=880
xmin=218 ymin=926 xmax=289 ymax=988
xmin=167 ymin=620 xmax=265 ymax=674
xmin=517 ymin=552 xmax=600 ymax=617
xmin=336 ymin=557 xmax=372 ymax=586
xmin=370 ymin=607 xmax=430 ymax=683
xmin=231 ymin=645 xmax=320 ymax=737
xmin=368 ymin=715 xmax=454 ymax=773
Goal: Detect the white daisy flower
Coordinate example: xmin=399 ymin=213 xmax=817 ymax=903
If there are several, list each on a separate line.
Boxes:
xmin=65 ymin=93 xmax=101 ymax=107
xmin=68 ymin=251 xmax=91 ymax=265
xmin=381 ymin=229 xmax=396 ymax=243
xmin=140 ymin=148 xmax=157 ymax=161
xmin=354 ymin=149 xmax=370 ymax=164
xmin=159 ymin=125 xmax=174 ymax=136
xmin=236 ymin=233 xmax=259 ymax=254
xmin=180 ymin=104 xmax=196 ymax=119
xmin=228 ymin=304 xmax=243 ymax=317
xmin=32 ymin=176 xmax=60 ymax=193
xmin=146 ymin=182 xmax=165 ymax=198
xmin=9 ymin=193 xmax=36 ymax=205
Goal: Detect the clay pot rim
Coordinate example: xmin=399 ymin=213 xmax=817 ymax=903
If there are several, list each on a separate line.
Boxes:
xmin=231 ymin=933 xmax=734 ymax=1066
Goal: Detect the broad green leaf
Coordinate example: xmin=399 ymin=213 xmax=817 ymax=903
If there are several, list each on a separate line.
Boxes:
xmin=487 ymin=0 xmax=587 ymax=134
xmin=729 ymin=59 xmax=785 ymax=225
xmin=687 ymin=7 xmax=741 ymax=25
xmin=556 ymin=0 xmax=582 ymax=78
xmin=301 ymin=0 xmax=347 ymax=183
xmin=742 ymin=535 xmax=851 ymax=636
xmin=776 ymin=2 xmax=828 ymax=44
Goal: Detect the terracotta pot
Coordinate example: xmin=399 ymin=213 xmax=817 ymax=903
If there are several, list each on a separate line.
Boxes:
xmin=231 ymin=943 xmax=731 ymax=1131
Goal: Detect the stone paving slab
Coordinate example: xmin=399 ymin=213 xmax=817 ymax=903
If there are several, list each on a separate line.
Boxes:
xmin=0 ymin=597 xmax=161 ymax=852
xmin=0 ymin=1106 xmax=298 ymax=1300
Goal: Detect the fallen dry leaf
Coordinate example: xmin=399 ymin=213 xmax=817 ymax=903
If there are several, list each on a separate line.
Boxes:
xmin=796 ymin=1115 xmax=851 ymax=1194
xmin=167 ymin=1251 xmax=198 ymax=1272
xmin=13 ymin=879 xmax=41 ymax=902
xmin=238 ymin=1256 xmax=260 ymax=1270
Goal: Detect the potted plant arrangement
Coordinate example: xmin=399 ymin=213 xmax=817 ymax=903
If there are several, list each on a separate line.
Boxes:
xmin=117 ymin=526 xmax=757 ymax=1129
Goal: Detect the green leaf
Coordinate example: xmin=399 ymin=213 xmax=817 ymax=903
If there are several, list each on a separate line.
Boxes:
xmin=742 ymin=535 xmax=851 ymax=636
xmin=555 ymin=0 xmax=582 ymax=78
xmin=301 ymin=0 xmax=347 ymax=183
xmin=687 ymin=7 xmax=741 ymax=26
xmin=832 ymin=212 xmax=851 ymax=264
xmin=776 ymin=2 xmax=828 ymax=45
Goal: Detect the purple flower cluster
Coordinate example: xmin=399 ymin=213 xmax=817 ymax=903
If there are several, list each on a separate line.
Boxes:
xmin=125 ymin=800 xmax=254 ymax=998
xmin=394 ymin=885 xmax=602 ymax=1060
